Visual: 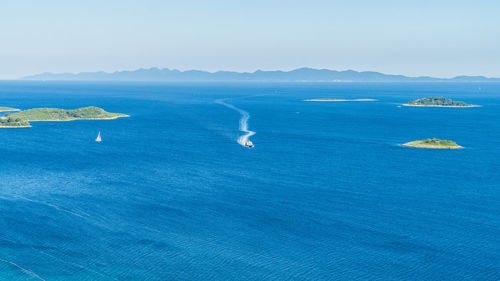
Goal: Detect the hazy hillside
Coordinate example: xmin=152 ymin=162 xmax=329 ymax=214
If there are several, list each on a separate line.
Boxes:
xmin=21 ymin=67 xmax=500 ymax=82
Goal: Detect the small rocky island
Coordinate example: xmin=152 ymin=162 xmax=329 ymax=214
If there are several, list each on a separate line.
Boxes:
xmin=403 ymin=97 xmax=477 ymax=107
xmin=0 ymin=106 xmax=129 ymax=128
xmin=401 ymin=138 xmax=463 ymax=149
xmin=305 ymin=98 xmax=377 ymax=102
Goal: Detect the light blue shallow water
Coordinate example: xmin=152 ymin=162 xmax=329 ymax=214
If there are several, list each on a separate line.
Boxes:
xmin=0 ymin=82 xmax=499 ymax=280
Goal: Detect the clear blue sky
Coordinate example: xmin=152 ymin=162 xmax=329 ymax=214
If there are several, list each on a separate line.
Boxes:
xmin=1 ymin=0 xmax=499 ymax=79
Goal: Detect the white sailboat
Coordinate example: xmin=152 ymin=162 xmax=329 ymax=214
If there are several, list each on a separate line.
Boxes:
xmin=95 ymin=131 xmax=102 ymax=142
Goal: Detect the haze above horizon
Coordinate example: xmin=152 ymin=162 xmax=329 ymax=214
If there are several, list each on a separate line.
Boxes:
xmin=1 ymin=0 xmax=499 ymax=79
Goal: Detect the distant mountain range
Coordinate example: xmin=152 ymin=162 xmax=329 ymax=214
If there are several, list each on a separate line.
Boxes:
xmin=21 ymin=67 xmax=500 ymax=82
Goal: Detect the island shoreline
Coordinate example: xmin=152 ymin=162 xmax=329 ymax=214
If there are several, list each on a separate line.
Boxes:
xmin=0 ymin=125 xmax=32 ymax=128
xmin=402 ymin=104 xmax=480 ymax=108
xmin=401 ymin=139 xmax=464 ymax=149
xmin=27 ymin=115 xmax=130 ymax=122
xmin=400 ymin=143 xmax=464 ymax=149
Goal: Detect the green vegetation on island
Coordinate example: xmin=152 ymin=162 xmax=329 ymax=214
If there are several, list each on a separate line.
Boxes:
xmin=0 ymin=106 xmax=20 ymax=112
xmin=0 ymin=116 xmax=30 ymax=127
xmin=0 ymin=106 xmax=128 ymax=128
xmin=10 ymin=106 xmax=128 ymax=121
xmin=401 ymin=138 xmax=463 ymax=149
xmin=404 ymin=97 xmax=477 ymax=107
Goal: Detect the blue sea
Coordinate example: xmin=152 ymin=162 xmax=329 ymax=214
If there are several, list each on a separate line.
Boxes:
xmin=0 ymin=82 xmax=499 ymax=280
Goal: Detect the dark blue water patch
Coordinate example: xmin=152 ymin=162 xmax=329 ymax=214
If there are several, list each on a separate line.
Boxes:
xmin=0 ymin=81 xmax=499 ymax=280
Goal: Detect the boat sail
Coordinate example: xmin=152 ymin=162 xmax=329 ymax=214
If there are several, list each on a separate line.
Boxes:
xmin=95 ymin=131 xmax=102 ymax=142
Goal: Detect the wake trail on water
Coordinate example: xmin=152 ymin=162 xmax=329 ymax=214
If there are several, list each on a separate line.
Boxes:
xmin=0 ymin=258 xmax=45 ymax=281
xmin=215 ymin=99 xmax=256 ymax=147
xmin=0 ymin=195 xmax=90 ymax=220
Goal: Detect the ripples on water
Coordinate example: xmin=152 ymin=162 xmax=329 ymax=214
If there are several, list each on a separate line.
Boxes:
xmin=0 ymin=82 xmax=499 ymax=280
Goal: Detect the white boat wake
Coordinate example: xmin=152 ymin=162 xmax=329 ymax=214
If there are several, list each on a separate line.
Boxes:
xmin=215 ymin=99 xmax=255 ymax=147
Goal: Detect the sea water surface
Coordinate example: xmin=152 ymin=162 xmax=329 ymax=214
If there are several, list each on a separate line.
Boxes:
xmin=0 ymin=82 xmax=499 ymax=280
